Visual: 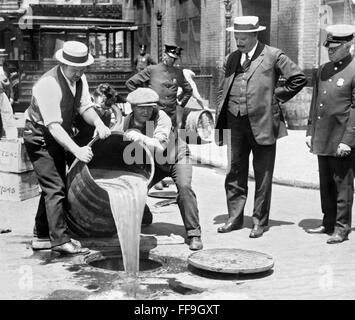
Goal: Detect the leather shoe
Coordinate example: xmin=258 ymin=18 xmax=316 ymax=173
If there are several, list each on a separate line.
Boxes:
xmin=249 ymin=225 xmax=266 ymax=238
xmin=52 ymin=241 xmax=89 ymax=255
xmin=327 ymin=230 xmax=349 ymax=244
xmin=189 ymin=236 xmax=203 ymax=251
xmin=306 ymin=225 xmax=332 ymax=234
xmin=217 ymin=221 xmax=243 ymax=233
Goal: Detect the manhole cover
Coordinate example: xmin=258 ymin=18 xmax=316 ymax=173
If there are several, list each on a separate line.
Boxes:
xmin=148 ymin=191 xmax=177 ymax=199
xmin=188 ymin=248 xmax=274 ymax=274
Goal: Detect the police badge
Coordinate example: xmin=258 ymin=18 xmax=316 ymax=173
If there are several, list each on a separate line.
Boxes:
xmin=336 ymin=78 xmax=344 ymax=87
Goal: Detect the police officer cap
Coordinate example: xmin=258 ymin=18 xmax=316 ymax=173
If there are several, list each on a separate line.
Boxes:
xmin=324 ymin=24 xmax=355 ymax=47
xmin=126 ymin=88 xmax=159 ymax=107
xmin=164 ymin=44 xmax=183 ymax=58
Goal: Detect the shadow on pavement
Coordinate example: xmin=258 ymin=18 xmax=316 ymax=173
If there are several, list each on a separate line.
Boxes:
xmin=141 ymin=222 xmax=186 ymax=238
xmin=298 ymin=218 xmax=322 ymax=231
xmin=187 ymin=264 xmax=274 ymax=280
xmin=213 ymin=214 xmax=294 ymax=229
xmin=299 ymin=218 xmax=355 ymax=232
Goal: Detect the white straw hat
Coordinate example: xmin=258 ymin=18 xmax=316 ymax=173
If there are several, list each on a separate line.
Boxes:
xmin=55 ymin=41 xmax=94 ymax=67
xmin=227 ymin=16 xmax=266 ymax=33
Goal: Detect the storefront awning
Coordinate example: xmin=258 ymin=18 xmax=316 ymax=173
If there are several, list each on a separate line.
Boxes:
xmin=38 ymin=24 xmax=138 ymax=32
xmin=14 ymin=15 xmax=137 ymax=29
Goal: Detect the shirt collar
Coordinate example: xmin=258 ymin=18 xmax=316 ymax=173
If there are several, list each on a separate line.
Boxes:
xmin=59 ymin=66 xmax=75 ymax=87
xmin=245 ymin=41 xmax=258 ymax=59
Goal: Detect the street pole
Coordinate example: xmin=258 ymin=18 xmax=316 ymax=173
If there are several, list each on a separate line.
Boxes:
xmin=156 ymin=10 xmax=162 ymax=62
xmin=224 ymin=0 xmax=232 ymax=56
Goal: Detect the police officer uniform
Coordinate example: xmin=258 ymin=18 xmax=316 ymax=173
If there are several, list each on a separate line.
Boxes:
xmin=134 ymin=44 xmax=156 ymax=72
xmin=126 ymin=44 xmax=192 ymax=128
xmin=306 ymin=24 xmax=355 ymax=243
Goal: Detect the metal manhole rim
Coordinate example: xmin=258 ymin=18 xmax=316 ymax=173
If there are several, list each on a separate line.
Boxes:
xmin=187 ymin=248 xmax=275 ymax=274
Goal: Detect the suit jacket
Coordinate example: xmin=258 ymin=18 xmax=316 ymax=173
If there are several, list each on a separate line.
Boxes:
xmin=215 ymin=42 xmax=307 ymax=146
xmin=306 ymin=54 xmax=355 ymax=156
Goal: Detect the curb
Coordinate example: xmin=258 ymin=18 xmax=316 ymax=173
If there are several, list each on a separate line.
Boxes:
xmin=190 ymin=152 xmax=320 ymax=191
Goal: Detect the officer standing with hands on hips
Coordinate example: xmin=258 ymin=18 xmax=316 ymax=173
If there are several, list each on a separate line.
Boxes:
xmin=306 ymin=24 xmax=355 ymax=244
xmin=24 ymin=41 xmax=111 ymax=254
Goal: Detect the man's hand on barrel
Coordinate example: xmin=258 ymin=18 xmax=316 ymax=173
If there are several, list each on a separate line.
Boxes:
xmin=125 ymin=129 xmax=145 ymax=142
xmin=93 ymin=123 xmax=111 ymax=140
xmin=74 ymin=146 xmax=94 ymax=163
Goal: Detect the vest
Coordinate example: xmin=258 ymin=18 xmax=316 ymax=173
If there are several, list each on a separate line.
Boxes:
xmin=227 ymin=64 xmax=248 ymax=117
xmin=27 ymin=65 xmax=83 ymax=136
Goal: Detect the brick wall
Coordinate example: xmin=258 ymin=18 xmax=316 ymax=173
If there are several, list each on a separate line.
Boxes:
xmin=270 ymin=0 xmax=320 ymax=84
xmin=200 ymin=0 xmax=225 ymax=106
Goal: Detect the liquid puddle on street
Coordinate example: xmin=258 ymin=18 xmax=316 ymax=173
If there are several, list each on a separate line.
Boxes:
xmin=63 ymin=252 xmax=203 ymax=299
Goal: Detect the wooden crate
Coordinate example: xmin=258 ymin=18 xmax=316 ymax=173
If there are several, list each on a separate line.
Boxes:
xmin=0 ymin=138 xmax=33 ymax=173
xmin=0 ymin=170 xmax=39 ymax=201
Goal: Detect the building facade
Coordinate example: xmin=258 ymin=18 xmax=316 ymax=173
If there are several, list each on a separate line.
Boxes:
xmin=128 ymin=0 xmax=355 ymax=106
xmin=1 ymin=0 xmax=355 ymax=109
xmin=0 ymin=0 xmax=138 ymax=111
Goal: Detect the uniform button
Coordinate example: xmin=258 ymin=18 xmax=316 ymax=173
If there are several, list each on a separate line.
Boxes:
xmin=317 ymin=116 xmax=321 ymax=119
xmin=323 ymin=90 xmax=327 ymax=94
xmin=328 ymin=79 xmax=332 ymax=82
xmin=334 ymin=67 xmax=338 ymax=71
xmin=320 ymin=103 xmax=323 ymax=107
xmin=339 ymin=61 xmax=343 ymax=65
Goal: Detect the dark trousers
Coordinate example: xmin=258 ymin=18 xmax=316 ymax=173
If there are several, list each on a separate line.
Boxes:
xmin=225 ymin=112 xmax=276 ymax=227
xmin=318 ymin=154 xmax=353 ymax=232
xmin=24 ymin=121 xmax=71 ymax=247
xmin=149 ymin=158 xmax=201 ymax=238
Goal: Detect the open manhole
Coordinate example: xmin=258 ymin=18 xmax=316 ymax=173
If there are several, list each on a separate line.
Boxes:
xmin=188 ymin=248 xmax=274 ymax=274
xmin=86 ymin=254 xmax=163 ymax=272
xmin=88 ymin=255 xmax=162 ymax=272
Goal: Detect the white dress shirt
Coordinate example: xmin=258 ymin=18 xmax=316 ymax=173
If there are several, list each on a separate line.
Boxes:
xmin=240 ymin=41 xmax=258 ymax=66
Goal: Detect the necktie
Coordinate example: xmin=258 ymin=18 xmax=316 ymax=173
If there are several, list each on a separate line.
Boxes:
xmin=242 ymin=53 xmax=251 ymax=72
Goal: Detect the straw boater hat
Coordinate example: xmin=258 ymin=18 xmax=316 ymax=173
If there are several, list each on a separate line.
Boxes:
xmin=55 ymin=41 xmax=94 ymax=67
xmin=323 ymin=24 xmax=355 ymax=48
xmin=227 ymin=16 xmax=266 ymax=33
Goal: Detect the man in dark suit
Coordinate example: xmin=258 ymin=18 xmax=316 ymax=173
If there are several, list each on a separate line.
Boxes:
xmin=215 ymin=16 xmax=307 ymax=238
xmin=306 ymin=24 xmax=355 ymax=244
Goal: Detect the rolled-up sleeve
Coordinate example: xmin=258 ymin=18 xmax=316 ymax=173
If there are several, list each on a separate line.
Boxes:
xmin=153 ymin=110 xmax=172 ymax=144
xmin=32 ymin=77 xmax=63 ymax=126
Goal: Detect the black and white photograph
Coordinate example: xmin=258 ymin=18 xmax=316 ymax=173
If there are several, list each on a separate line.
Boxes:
xmin=0 ymin=0 xmax=355 ymax=307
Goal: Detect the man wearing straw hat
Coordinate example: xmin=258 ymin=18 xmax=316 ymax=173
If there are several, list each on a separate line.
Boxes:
xmin=24 ymin=41 xmax=111 ymax=255
xmin=305 ymin=24 xmax=355 ymax=244
xmin=215 ymin=16 xmax=307 ymax=237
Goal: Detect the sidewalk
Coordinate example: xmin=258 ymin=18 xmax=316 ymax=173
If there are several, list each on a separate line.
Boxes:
xmin=189 ymin=129 xmax=320 ymax=190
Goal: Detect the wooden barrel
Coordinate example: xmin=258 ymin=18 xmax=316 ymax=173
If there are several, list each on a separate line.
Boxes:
xmin=181 ymin=107 xmax=214 ymax=144
xmin=66 ymin=131 xmax=154 ymax=238
xmin=283 ymin=87 xmax=312 ymax=130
